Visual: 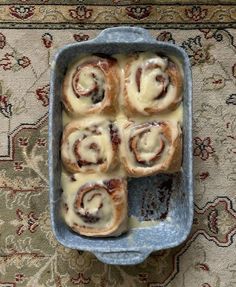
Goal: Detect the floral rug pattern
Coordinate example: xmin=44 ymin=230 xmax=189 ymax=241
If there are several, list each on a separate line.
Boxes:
xmin=0 ymin=2 xmax=236 ymax=287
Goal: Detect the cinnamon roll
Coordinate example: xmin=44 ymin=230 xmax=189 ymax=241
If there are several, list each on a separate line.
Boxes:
xmin=61 ymin=174 xmax=128 ymax=237
xmin=119 ymin=120 xmax=182 ymax=177
xmin=61 ymin=119 xmax=120 ymax=173
xmin=124 ymin=52 xmax=183 ymax=115
xmin=63 ymin=55 xmax=120 ymax=116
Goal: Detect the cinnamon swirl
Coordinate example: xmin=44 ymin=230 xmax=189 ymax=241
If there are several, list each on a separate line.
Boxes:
xmin=61 ymin=118 xmax=120 ymax=173
xmin=61 ymin=173 xmax=128 ymax=237
xmin=119 ymin=120 xmax=182 ymax=177
xmin=124 ymin=52 xmax=183 ymax=115
xmin=63 ymin=55 xmax=120 ymax=116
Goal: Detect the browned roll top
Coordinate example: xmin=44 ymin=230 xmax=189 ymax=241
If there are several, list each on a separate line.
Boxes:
xmin=61 ymin=119 xmax=120 ymax=173
xmin=124 ymin=52 xmax=183 ymax=115
xmin=62 ymin=177 xmax=128 ymax=237
xmin=63 ymin=55 xmax=120 ymax=115
xmin=129 ymin=122 xmax=167 ymax=166
xmin=72 ymin=58 xmax=116 ymax=103
xmin=74 ymin=179 xmax=123 ymax=223
xmin=120 ymin=120 xmax=182 ymax=177
xmin=129 ymin=122 xmax=171 ymax=166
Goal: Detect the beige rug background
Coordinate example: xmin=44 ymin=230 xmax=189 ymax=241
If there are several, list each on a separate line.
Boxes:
xmin=0 ymin=2 xmax=236 ymax=286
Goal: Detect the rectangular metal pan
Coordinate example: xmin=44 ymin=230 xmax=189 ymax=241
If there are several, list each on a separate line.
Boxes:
xmin=49 ymin=27 xmax=193 ymax=265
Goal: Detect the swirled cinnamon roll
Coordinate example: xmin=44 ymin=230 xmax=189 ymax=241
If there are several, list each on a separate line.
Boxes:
xmin=61 ymin=174 xmax=128 ymax=237
xmin=63 ymin=55 xmax=120 ymax=116
xmin=119 ymin=120 xmax=182 ymax=177
xmin=61 ymin=119 xmax=120 ymax=173
xmin=124 ymin=52 xmax=183 ymax=115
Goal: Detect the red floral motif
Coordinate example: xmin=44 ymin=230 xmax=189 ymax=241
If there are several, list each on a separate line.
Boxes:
xmin=35 ymin=84 xmax=49 ymax=107
xmin=0 ymin=53 xmax=31 ymax=71
xmin=0 ymin=33 xmax=6 ymax=49
xmin=193 ymin=137 xmax=215 ymax=160
xmin=126 ymin=6 xmax=152 ymax=20
xmin=194 ymin=49 xmax=209 ymax=64
xmin=55 ymin=276 xmax=63 ymax=286
xmin=0 ymin=53 xmax=15 ymax=70
xmin=0 ymin=95 xmax=12 ymax=118
xmin=182 ymin=36 xmax=214 ymax=66
xmin=232 ymin=63 xmax=236 ymax=78
xmin=196 ymin=263 xmax=210 ymax=271
xmin=71 ymin=273 xmax=90 ymax=284
xmin=14 ymin=161 xmax=24 ymax=171
xmin=37 ymin=138 xmax=47 ymax=147
xmin=16 ymin=209 xmax=39 ymax=235
xmin=18 ymin=56 xmax=31 ymax=68
xmin=0 ymin=95 xmax=8 ymax=108
xmin=15 ymin=274 xmax=24 ymax=282
xmin=185 ymin=6 xmax=208 ymax=22
xmin=200 ymin=29 xmax=216 ymax=39
xmin=73 ymin=33 xmax=89 ymax=42
xmin=18 ymin=137 xmax=29 ymax=146
xmin=27 ymin=212 xmax=39 ymax=233
xmin=42 ymin=33 xmax=53 ymax=48
xmin=199 ymin=172 xmax=209 ymax=181
xmin=9 ymin=5 xmax=35 ymax=20
xmin=208 ymin=209 xmax=218 ymax=234
xmin=69 ymin=6 xmax=93 ymax=20
xmin=156 ymin=31 xmax=175 ymax=43
xmin=203 ymin=74 xmax=225 ymax=90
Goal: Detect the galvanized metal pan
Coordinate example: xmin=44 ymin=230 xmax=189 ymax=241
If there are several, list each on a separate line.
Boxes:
xmin=49 ymin=27 xmax=193 ymax=265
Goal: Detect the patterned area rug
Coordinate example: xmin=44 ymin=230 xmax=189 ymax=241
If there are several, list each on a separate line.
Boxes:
xmin=0 ymin=1 xmax=236 ymax=286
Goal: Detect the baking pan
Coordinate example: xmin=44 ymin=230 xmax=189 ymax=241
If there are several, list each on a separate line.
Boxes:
xmin=49 ymin=27 xmax=193 ymax=265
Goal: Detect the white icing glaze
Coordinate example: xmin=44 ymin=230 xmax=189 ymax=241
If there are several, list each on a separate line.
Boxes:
xmin=61 ymin=52 xmax=184 ymax=236
xmin=61 ymin=117 xmax=115 ymax=173
xmin=134 ymin=125 xmax=164 ymax=162
xmin=113 ymin=54 xmax=127 ymax=111
xmin=78 ymin=66 xmax=104 ymax=92
xmin=61 ymin=169 xmax=127 ymax=233
xmin=76 ymin=189 xmax=114 ymax=228
xmin=62 ymin=110 xmax=73 ymax=127
xmin=125 ymin=52 xmax=181 ymax=115
xmin=119 ymin=120 xmax=181 ymax=174
xmin=63 ymin=55 xmax=109 ymax=115
xmin=128 ymin=216 xmax=159 ymax=228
